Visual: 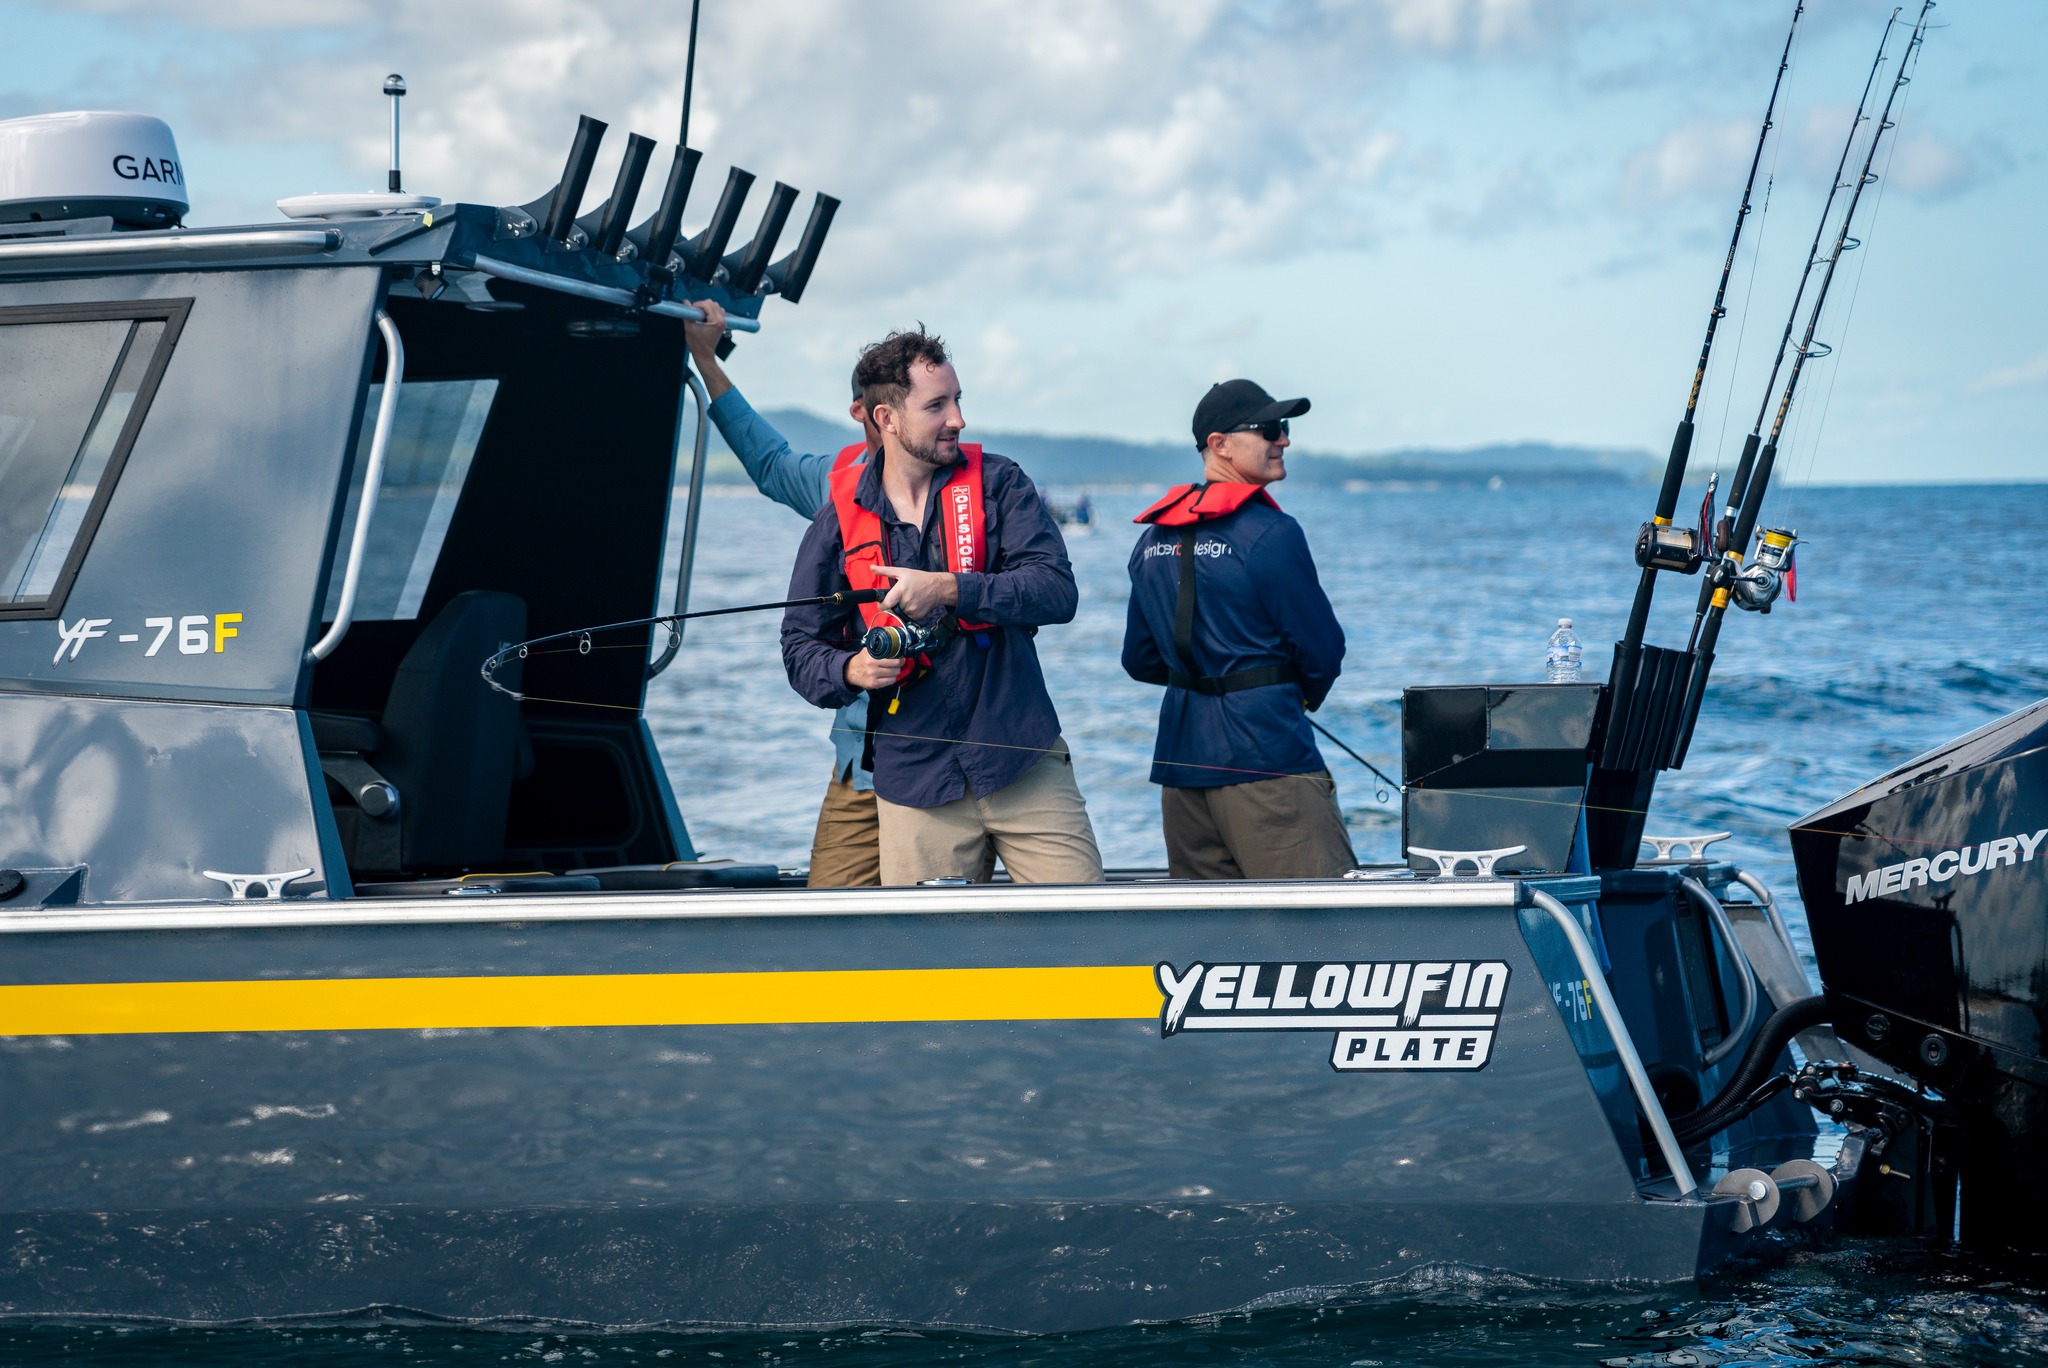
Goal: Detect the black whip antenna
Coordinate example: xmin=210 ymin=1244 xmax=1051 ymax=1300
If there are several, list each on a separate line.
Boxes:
xmin=481 ymin=589 xmax=880 ymax=700
xmin=1670 ymin=0 xmax=1933 ymax=765
xmin=1615 ymin=0 xmax=1804 ymax=663
xmin=680 ymin=0 xmax=703 ymax=151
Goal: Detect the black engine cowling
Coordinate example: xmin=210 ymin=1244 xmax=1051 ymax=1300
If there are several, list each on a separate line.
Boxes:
xmin=1792 ymin=697 xmax=2048 ymax=1248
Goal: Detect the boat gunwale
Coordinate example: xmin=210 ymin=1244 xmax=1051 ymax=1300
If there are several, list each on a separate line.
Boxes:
xmin=0 ymin=876 xmax=1523 ymax=935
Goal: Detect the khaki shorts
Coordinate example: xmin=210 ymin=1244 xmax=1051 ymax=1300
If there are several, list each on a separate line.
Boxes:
xmin=875 ymin=738 xmax=1105 ymax=886
xmin=1161 ymin=769 xmax=1356 ymax=880
xmin=807 ymin=765 xmax=881 ymax=888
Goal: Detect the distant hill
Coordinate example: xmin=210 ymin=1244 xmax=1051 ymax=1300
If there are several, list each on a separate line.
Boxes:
xmin=692 ymin=407 xmax=1660 ymax=489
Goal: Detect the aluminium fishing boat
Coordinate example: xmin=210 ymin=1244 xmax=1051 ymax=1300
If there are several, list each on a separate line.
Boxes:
xmin=0 ymin=17 xmax=2023 ymax=1331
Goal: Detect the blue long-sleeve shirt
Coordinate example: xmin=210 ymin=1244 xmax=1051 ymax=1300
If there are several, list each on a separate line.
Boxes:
xmin=707 ymin=387 xmax=871 ymax=790
xmin=780 ymin=449 xmax=1076 ymax=808
xmin=1122 ymin=497 xmax=1345 ymax=787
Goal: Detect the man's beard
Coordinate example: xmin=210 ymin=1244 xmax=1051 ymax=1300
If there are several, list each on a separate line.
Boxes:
xmin=905 ymin=429 xmax=959 ymax=468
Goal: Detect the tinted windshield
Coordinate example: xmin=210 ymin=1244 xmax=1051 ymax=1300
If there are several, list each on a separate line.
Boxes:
xmin=322 ymin=378 xmax=499 ymax=623
xmin=0 ymin=314 xmax=173 ymax=611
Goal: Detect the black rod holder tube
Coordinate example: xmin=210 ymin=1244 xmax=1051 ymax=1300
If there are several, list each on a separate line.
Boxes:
xmin=592 ymin=132 xmax=655 ymax=259
xmin=542 ymin=115 xmax=608 ymax=245
xmin=765 ymin=192 xmax=839 ymax=303
xmin=643 ymin=147 xmax=703 ymax=277
xmin=683 ymin=167 xmax=755 ymax=284
xmin=726 ymin=181 xmax=799 ymax=295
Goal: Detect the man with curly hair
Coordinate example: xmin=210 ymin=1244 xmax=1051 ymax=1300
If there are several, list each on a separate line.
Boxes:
xmin=780 ymin=326 xmax=1103 ymax=885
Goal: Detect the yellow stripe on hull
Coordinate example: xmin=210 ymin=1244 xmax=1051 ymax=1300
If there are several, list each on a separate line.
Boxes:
xmin=0 ymin=965 xmax=1164 ymax=1037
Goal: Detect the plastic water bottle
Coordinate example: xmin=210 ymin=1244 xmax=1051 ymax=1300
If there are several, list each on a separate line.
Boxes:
xmin=1544 ymin=618 xmax=1582 ymax=683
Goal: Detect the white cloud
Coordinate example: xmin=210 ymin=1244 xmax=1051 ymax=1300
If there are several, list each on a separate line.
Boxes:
xmin=1884 ymin=128 xmax=1977 ymax=199
xmin=1969 ymin=352 xmax=2048 ymax=395
xmin=1621 ymin=117 xmax=1754 ymax=206
xmin=36 ymin=0 xmax=1580 ymax=305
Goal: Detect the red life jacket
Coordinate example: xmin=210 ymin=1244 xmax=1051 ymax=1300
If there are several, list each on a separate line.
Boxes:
xmin=829 ymin=445 xmax=992 ymax=663
xmin=1134 ymin=480 xmax=1278 ymax=526
xmin=832 ymin=440 xmax=866 ymax=473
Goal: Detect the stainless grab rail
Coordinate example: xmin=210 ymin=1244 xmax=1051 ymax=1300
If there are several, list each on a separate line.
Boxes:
xmin=1732 ymin=868 xmax=1802 ymax=966
xmin=465 ymin=255 xmax=761 ymax=331
xmin=648 ymin=368 xmax=711 ymax=677
xmin=0 ymin=227 xmax=340 ymax=263
xmin=308 ymin=309 xmax=403 ymax=663
xmin=1526 ymin=887 xmax=1699 ymax=1197
xmin=1681 ymin=875 xmax=1759 ymax=1070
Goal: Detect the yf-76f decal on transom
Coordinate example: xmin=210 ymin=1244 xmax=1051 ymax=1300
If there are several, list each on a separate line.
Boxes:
xmin=1153 ymin=960 xmax=1510 ymax=1072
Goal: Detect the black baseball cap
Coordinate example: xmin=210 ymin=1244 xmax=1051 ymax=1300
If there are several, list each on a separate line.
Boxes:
xmin=1192 ymin=379 xmax=1310 ymax=450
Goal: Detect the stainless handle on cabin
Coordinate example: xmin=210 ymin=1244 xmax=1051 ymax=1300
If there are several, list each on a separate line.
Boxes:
xmin=0 ymin=227 xmax=341 ymax=263
xmin=1682 ymin=875 xmax=1759 ymax=1070
xmin=1731 ymin=868 xmax=1802 ymax=968
xmin=465 ymin=255 xmax=761 ymax=331
xmin=1526 ymin=888 xmax=1699 ymax=1197
xmin=308 ymin=309 xmax=404 ymax=664
xmin=648 ymin=368 xmax=711 ymax=678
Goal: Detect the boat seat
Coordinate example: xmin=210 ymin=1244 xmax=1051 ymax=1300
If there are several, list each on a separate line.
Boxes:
xmin=315 ymin=590 xmax=534 ymax=879
xmin=570 ymin=862 xmax=784 ymax=891
xmin=310 ymin=711 xmax=386 ymax=753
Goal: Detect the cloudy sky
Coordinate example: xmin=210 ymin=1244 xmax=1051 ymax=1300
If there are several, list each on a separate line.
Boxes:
xmin=4 ymin=0 xmax=2039 ymax=483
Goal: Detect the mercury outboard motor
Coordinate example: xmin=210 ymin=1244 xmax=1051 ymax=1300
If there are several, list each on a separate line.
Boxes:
xmin=1793 ymin=697 xmax=2048 ymax=1249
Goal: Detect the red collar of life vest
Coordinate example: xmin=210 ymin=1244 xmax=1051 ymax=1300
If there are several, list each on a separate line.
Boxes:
xmin=1135 ymin=481 xmax=1278 ymax=526
xmin=829 ymin=445 xmax=990 ymax=637
xmin=832 ymin=440 xmax=867 ymax=473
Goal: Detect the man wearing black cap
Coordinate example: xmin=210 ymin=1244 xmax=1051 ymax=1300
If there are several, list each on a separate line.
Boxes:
xmin=1121 ymin=379 xmax=1356 ymax=879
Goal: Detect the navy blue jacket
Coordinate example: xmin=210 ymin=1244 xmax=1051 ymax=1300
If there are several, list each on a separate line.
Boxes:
xmin=781 ymin=449 xmax=1076 ymax=809
xmin=1122 ymin=491 xmax=1345 ymax=787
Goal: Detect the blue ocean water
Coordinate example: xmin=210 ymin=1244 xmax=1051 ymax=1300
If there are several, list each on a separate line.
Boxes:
xmin=655 ymin=480 xmax=2048 ymax=932
xmin=7 ymin=480 xmax=2045 ymax=1364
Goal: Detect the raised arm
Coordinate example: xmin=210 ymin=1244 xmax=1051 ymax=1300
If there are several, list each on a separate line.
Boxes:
xmin=687 ymin=298 xmax=840 ymax=520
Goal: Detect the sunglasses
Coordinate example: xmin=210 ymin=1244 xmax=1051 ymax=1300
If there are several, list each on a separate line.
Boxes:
xmin=1229 ymin=418 xmax=1289 ymax=442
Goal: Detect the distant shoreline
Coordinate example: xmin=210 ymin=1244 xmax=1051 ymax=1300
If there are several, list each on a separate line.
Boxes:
xmin=686 ymin=408 xmax=2036 ymax=491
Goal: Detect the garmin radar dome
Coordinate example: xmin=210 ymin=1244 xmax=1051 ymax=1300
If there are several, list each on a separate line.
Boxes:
xmin=0 ymin=110 xmax=188 ymax=228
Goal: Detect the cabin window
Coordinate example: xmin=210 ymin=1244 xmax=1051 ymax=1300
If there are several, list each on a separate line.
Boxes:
xmin=0 ymin=303 xmax=185 ymax=616
xmin=322 ymin=378 xmax=498 ymax=623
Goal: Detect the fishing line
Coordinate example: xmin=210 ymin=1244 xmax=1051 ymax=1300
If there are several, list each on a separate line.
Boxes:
xmin=480 ymin=588 xmax=882 ymax=700
xmin=487 ymin=661 xmax=1857 ymax=845
xmin=1308 ymin=718 xmax=1399 ymax=802
xmin=1710 ymin=174 xmax=1775 ymax=482
xmin=1782 ymin=29 xmax=1921 ymax=535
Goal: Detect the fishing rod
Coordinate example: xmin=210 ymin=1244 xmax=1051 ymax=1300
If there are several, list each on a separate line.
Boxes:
xmin=1671 ymin=0 xmax=1933 ymax=766
xmin=1307 ymin=717 xmax=1399 ymax=803
xmin=1616 ymin=0 xmax=1803 ymax=656
xmin=1685 ymin=6 xmax=1902 ymax=644
xmin=481 ymin=588 xmax=881 ymax=699
xmin=1607 ymin=0 xmax=1804 ymax=748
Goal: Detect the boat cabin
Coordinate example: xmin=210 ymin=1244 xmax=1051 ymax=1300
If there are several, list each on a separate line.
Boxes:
xmin=0 ymin=111 xmax=836 ymax=902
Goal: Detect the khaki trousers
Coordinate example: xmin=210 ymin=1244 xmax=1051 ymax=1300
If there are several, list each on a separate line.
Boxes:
xmin=807 ymin=766 xmax=882 ymax=888
xmin=1161 ymin=769 xmax=1357 ymax=880
xmin=875 ymin=739 xmax=1105 ymax=886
